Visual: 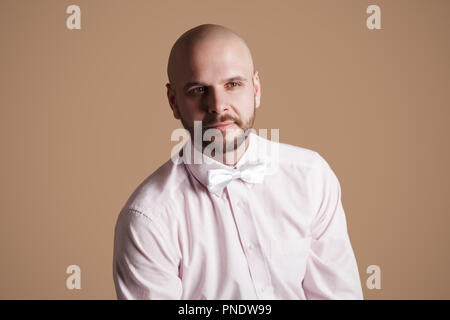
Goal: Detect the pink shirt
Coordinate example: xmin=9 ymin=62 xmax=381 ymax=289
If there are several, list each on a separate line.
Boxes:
xmin=113 ymin=132 xmax=363 ymax=299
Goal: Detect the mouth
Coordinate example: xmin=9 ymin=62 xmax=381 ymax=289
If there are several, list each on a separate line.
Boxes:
xmin=205 ymin=121 xmax=235 ymax=130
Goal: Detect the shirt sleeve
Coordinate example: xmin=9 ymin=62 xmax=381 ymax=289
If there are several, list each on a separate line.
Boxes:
xmin=302 ymin=152 xmax=364 ymax=300
xmin=113 ymin=207 xmax=182 ymax=299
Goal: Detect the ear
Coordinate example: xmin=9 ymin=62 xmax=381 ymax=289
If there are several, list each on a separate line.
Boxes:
xmin=166 ymin=83 xmax=181 ymax=119
xmin=253 ymin=71 xmax=261 ymax=109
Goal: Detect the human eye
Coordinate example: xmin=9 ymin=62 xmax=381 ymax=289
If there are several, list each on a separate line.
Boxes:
xmin=188 ymin=86 xmax=206 ymax=95
xmin=226 ymin=81 xmax=242 ymax=88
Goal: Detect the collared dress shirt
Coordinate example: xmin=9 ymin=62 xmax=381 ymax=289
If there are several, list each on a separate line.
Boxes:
xmin=113 ymin=132 xmax=364 ymax=299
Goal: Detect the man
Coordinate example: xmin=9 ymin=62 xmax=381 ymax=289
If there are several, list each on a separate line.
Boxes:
xmin=113 ymin=24 xmax=363 ymax=299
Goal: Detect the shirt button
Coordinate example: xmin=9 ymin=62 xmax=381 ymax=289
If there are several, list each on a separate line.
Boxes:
xmin=247 ymin=243 xmax=255 ymax=250
xmin=259 ymin=286 xmax=266 ymax=293
xmin=236 ymin=201 xmax=244 ymax=209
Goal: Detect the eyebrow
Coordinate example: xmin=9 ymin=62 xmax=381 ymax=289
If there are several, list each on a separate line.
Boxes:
xmin=183 ymin=76 xmax=248 ymax=92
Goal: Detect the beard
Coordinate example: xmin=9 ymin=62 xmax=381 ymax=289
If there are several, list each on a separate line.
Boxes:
xmin=180 ymin=99 xmax=257 ymax=157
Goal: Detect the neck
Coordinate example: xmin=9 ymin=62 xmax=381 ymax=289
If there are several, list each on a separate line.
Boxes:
xmin=191 ymin=135 xmax=251 ymax=167
xmin=220 ymin=136 xmax=250 ymax=167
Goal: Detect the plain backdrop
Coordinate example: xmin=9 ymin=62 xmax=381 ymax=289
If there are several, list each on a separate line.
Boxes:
xmin=0 ymin=0 xmax=449 ymax=299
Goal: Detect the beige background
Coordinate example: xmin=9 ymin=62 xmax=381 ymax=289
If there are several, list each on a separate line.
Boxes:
xmin=1 ymin=0 xmax=449 ymax=299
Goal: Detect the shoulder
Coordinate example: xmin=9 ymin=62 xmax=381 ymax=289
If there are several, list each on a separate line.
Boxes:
xmin=255 ymin=135 xmax=341 ymax=190
xmin=256 ymin=134 xmax=330 ymax=171
xmin=265 ymin=139 xmax=344 ymax=207
xmin=118 ymin=157 xmax=188 ymax=221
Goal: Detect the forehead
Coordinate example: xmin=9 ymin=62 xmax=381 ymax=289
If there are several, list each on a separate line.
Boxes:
xmin=174 ymin=39 xmax=253 ymax=85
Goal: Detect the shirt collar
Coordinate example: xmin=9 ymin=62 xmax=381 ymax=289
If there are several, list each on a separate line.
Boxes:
xmin=180 ymin=132 xmax=261 ymax=197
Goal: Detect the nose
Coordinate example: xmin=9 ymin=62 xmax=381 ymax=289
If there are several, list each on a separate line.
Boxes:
xmin=205 ymin=87 xmax=229 ymax=114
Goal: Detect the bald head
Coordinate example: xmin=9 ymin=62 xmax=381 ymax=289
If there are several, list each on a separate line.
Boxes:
xmin=167 ymin=24 xmax=254 ymax=86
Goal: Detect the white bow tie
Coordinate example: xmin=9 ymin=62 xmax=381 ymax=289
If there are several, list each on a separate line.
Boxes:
xmin=206 ymin=159 xmax=268 ymax=194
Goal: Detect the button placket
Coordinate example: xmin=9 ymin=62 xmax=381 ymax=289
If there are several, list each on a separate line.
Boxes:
xmin=227 ymin=182 xmax=273 ymax=299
